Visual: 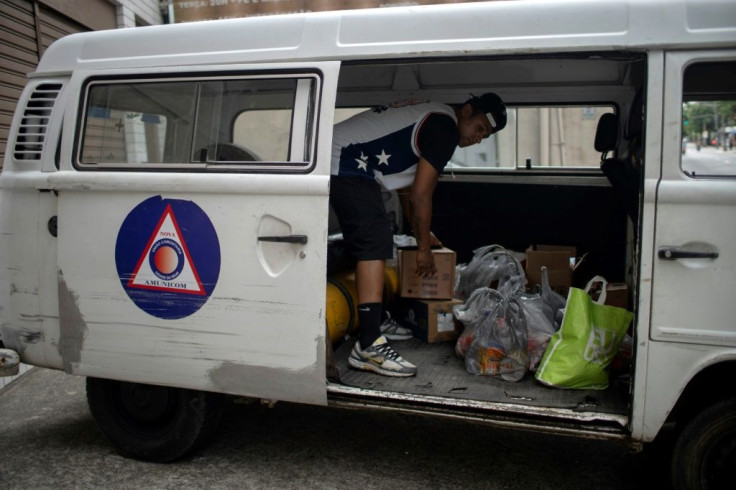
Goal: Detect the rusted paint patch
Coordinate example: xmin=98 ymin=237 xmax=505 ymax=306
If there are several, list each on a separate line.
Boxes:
xmin=208 ymin=360 xmax=324 ymax=405
xmin=57 ymin=269 xmax=87 ymax=372
xmin=208 ymin=336 xmax=326 ymax=405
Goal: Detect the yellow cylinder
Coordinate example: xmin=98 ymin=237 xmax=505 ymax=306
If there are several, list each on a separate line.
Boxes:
xmin=325 ymin=265 xmax=400 ymax=344
xmin=325 ymin=272 xmax=359 ymax=344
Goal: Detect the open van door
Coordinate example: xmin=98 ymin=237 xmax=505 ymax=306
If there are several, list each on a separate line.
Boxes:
xmin=651 ymin=52 xmax=736 ymax=349
xmin=649 ymin=48 xmax=736 ymax=490
xmin=51 ymin=62 xmax=339 ymax=406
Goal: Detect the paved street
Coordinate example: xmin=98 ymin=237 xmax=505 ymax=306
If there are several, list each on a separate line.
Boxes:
xmin=0 ymin=368 xmax=671 ymax=489
xmin=682 ymin=143 xmax=736 ymax=176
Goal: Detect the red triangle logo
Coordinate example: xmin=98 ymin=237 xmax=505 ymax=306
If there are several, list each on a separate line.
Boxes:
xmin=127 ymin=204 xmax=206 ymax=295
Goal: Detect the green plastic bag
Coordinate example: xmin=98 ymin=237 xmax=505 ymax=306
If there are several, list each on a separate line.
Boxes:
xmin=535 ymin=277 xmax=633 ymax=390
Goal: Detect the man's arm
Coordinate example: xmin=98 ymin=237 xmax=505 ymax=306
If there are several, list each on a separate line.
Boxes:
xmin=410 ymin=158 xmax=441 ymax=277
xmin=399 ymin=186 xmax=442 ymax=247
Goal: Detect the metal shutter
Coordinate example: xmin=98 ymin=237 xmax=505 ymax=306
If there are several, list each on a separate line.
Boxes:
xmin=0 ymin=0 xmax=87 ymax=163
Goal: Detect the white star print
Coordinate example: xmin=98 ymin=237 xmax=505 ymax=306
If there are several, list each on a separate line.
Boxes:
xmin=355 ymin=152 xmax=368 ymax=171
xmin=376 ymin=149 xmax=391 ymax=166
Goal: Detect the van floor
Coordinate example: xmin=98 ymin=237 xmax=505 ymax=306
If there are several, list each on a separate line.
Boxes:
xmin=332 ymin=337 xmax=629 ymax=415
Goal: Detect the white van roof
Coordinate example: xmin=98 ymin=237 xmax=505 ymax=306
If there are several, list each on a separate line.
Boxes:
xmin=35 ymin=0 xmax=736 ymax=75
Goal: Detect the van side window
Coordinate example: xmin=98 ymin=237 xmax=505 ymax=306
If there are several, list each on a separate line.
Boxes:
xmin=77 ymin=75 xmax=317 ymax=170
xmin=447 ymin=105 xmax=615 ymax=170
xmin=80 ymin=82 xmax=184 ymax=165
xmin=336 ymin=105 xmax=614 ymax=171
xmin=682 ymin=61 xmax=736 ymax=177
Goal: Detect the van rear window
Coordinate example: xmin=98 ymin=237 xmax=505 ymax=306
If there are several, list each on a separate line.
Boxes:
xmin=448 ymin=105 xmax=615 ymax=170
xmin=336 ymin=105 xmax=613 ymax=171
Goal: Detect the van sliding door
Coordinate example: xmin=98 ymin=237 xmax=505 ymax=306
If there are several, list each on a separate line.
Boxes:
xmin=52 ymin=62 xmax=339 ymax=404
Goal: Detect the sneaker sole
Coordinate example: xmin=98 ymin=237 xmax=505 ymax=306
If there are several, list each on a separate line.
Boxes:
xmin=348 ymin=356 xmax=416 ymax=377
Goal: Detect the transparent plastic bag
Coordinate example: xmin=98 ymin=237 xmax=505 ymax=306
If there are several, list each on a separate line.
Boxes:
xmin=454 ymin=245 xmax=526 ymax=300
xmin=454 ymin=288 xmax=505 ymax=358
xmin=538 ymin=266 xmax=566 ymax=319
xmin=518 ymin=266 xmax=566 ymax=371
xmin=454 ymin=287 xmax=529 ymax=381
xmin=517 ymin=293 xmax=556 ymax=371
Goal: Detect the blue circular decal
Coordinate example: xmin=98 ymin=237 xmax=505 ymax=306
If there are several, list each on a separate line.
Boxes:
xmin=115 ymin=196 xmax=220 ymax=320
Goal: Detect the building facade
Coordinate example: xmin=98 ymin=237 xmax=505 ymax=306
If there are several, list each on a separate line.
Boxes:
xmin=0 ymin=0 xmax=163 ymax=161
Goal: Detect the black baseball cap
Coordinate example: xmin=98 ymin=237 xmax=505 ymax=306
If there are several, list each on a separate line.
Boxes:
xmin=465 ymin=93 xmax=507 ymax=132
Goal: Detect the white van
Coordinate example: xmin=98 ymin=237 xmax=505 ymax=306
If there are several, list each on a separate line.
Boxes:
xmin=1 ymin=1 xmax=735 ymax=487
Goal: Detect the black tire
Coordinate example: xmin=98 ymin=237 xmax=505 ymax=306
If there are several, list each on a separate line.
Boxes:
xmin=671 ymin=397 xmax=736 ymax=490
xmin=86 ymin=377 xmax=224 ymax=463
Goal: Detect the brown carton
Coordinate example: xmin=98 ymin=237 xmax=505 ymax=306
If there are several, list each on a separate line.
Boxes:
xmin=589 ymin=282 xmax=629 ymax=309
xmin=394 ymin=298 xmax=464 ymax=343
xmin=398 ymin=247 xmax=456 ymax=300
xmin=525 ymin=245 xmax=577 ymax=296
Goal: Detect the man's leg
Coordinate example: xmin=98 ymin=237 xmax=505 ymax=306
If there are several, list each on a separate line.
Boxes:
xmin=356 ymin=259 xmax=385 ymax=349
xmin=330 ymin=176 xmax=416 ymax=376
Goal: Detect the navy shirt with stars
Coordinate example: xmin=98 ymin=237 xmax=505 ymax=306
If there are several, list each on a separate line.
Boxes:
xmin=330 ymin=100 xmax=458 ymax=191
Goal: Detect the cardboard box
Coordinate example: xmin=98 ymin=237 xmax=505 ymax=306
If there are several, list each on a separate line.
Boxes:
xmin=394 ymin=298 xmax=463 ymax=343
xmin=525 ymin=245 xmax=576 ymax=296
xmin=398 ymin=247 xmax=456 ymax=300
xmin=589 ymin=282 xmax=629 ymax=309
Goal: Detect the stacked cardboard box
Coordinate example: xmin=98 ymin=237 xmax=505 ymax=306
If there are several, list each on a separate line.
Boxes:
xmin=589 ymin=282 xmax=629 ymax=309
xmin=396 ymin=247 xmax=460 ymax=342
xmin=394 ymin=298 xmax=463 ymax=343
xmin=397 ymin=247 xmax=456 ymax=299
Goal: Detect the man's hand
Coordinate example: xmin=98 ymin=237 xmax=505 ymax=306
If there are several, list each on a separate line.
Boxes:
xmin=415 ymin=249 xmax=437 ymax=278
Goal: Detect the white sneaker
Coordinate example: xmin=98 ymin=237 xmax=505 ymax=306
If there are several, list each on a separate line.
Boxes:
xmin=348 ymin=336 xmax=417 ymax=377
xmin=379 ymin=312 xmax=413 ymax=340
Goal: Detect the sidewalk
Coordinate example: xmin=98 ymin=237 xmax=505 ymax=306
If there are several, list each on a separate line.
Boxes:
xmin=0 ymin=364 xmax=33 ymax=391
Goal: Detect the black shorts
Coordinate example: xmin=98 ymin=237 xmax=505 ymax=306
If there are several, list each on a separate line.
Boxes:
xmin=329 ymin=175 xmax=393 ymax=261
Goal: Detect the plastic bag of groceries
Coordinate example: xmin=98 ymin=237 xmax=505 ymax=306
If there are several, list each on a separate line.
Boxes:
xmin=453 ymin=287 xmax=529 ymax=382
xmin=538 ymin=266 xmax=567 ymax=320
xmin=454 ymin=245 xmax=526 ymax=300
xmin=517 ymin=293 xmax=556 ymax=371
xmin=454 ymin=288 xmax=504 ymax=358
xmin=454 ymin=274 xmax=525 ymax=357
xmin=518 ymin=266 xmax=567 ymax=371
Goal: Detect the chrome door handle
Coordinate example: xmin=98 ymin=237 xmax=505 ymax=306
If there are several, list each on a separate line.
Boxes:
xmin=258 ymin=235 xmax=308 ymax=244
xmin=658 ymin=247 xmax=718 ymax=260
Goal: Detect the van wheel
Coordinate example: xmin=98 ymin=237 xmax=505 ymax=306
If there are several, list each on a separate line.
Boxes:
xmin=671 ymin=397 xmax=736 ymax=490
xmin=86 ymin=377 xmax=224 ymax=463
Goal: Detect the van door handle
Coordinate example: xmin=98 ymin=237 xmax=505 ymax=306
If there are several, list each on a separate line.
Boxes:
xmin=658 ymin=247 xmax=718 ymax=260
xmin=258 ymin=234 xmax=308 ymax=244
